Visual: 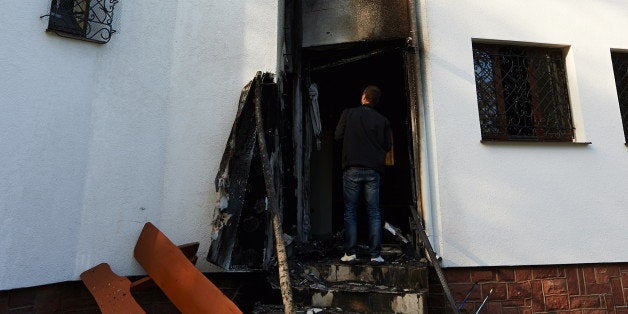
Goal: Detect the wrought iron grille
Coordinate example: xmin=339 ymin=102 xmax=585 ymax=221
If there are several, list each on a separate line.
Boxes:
xmin=473 ymin=43 xmax=574 ymax=141
xmin=46 ymin=0 xmax=118 ymax=44
xmin=611 ymin=52 xmax=628 ymax=143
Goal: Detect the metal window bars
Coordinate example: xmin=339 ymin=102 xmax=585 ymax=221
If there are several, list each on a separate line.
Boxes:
xmin=473 ymin=43 xmax=574 ymax=141
xmin=46 ymin=0 xmax=118 ymax=44
xmin=611 ymin=52 xmax=628 ymax=143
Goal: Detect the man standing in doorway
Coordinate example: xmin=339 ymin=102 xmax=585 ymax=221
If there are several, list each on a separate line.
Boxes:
xmin=335 ymin=85 xmax=392 ymax=264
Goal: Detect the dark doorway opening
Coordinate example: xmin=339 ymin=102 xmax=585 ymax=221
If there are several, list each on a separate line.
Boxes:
xmin=307 ymin=44 xmax=415 ymax=248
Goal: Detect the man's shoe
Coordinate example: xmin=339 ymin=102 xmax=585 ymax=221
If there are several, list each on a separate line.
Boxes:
xmin=370 ymin=256 xmax=385 ymax=264
xmin=340 ymin=253 xmax=357 ymax=263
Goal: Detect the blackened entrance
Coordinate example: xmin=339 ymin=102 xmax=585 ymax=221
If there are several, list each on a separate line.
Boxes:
xmin=307 ymin=45 xmax=415 ymax=247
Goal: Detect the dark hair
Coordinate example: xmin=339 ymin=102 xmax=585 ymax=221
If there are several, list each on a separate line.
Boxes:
xmin=363 ymin=85 xmax=381 ymax=105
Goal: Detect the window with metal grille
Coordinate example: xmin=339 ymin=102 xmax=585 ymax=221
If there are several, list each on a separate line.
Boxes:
xmin=472 ymin=43 xmax=574 ymax=141
xmin=611 ymin=51 xmax=628 ymax=143
xmin=46 ymin=0 xmax=118 ymax=44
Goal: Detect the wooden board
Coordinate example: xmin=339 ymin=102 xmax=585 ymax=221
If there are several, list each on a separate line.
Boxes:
xmin=134 ymin=222 xmax=242 ymax=314
xmin=131 ymin=242 xmax=200 ymax=291
xmin=178 ymin=242 xmax=200 ymax=262
xmin=80 ymin=263 xmax=145 ymax=314
xmin=207 ymin=80 xmax=258 ymax=269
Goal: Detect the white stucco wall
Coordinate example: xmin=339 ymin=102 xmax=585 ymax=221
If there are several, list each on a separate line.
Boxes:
xmin=0 ymin=0 xmax=278 ymax=290
xmin=420 ymin=0 xmax=628 ymax=267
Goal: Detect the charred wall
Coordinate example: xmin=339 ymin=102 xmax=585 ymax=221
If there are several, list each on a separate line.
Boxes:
xmin=301 ymin=0 xmax=410 ymax=48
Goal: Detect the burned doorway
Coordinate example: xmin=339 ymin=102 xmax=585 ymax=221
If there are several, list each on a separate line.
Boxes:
xmin=306 ymin=43 xmax=416 ymax=249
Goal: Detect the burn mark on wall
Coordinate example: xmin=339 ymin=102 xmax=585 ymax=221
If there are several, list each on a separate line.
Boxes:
xmin=302 ymin=0 xmax=410 ymax=47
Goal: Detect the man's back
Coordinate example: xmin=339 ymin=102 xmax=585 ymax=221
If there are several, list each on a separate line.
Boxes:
xmin=335 ymin=105 xmax=392 ymax=174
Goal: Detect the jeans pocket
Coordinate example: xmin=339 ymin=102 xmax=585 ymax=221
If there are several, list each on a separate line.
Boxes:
xmin=345 ymin=167 xmax=358 ymax=177
xmin=365 ymin=170 xmax=380 ymax=182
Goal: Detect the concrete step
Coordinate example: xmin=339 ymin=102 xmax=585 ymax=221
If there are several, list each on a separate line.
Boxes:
xmin=253 ymin=304 xmax=343 ymax=314
xmin=292 ymin=282 xmax=427 ymax=313
xmin=304 ymin=261 xmax=429 ymax=290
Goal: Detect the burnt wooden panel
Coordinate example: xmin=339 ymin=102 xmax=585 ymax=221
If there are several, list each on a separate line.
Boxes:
xmin=207 ymin=74 xmax=283 ymax=270
xmin=207 ymin=81 xmax=258 ymax=269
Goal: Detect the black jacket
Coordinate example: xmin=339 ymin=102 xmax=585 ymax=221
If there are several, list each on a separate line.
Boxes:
xmin=334 ymin=105 xmax=392 ymax=174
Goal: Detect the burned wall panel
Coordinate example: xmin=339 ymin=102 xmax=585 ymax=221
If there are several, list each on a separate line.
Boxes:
xmin=302 ymin=0 xmax=410 ymax=48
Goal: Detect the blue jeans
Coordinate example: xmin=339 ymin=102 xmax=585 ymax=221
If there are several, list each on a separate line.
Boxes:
xmin=343 ymin=167 xmax=382 ymax=258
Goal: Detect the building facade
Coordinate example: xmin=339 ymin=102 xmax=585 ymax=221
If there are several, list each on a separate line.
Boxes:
xmin=1 ymin=0 xmax=627 ymax=312
xmin=419 ymin=1 xmax=628 ymax=312
xmin=1 ymin=0 xmax=279 ymax=290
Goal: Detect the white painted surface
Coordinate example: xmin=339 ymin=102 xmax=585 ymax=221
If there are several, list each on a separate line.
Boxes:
xmin=421 ymin=0 xmax=628 ymax=267
xmin=0 ymin=0 xmax=278 ymax=289
xmin=3 ymin=0 xmax=626 ymax=290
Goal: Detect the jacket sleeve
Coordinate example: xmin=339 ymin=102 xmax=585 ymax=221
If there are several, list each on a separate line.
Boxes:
xmin=334 ymin=109 xmax=348 ymax=141
xmin=383 ymin=119 xmax=393 ymax=152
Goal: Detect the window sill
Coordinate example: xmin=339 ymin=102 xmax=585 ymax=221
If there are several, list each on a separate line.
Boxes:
xmin=481 ymin=140 xmax=592 ymax=145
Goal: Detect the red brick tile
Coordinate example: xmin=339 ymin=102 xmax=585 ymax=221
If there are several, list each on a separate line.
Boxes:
xmin=604 ymin=294 xmax=615 ymax=312
xmin=617 ymin=306 xmax=628 ymax=314
xmin=150 ymin=302 xmax=179 ymax=314
xmin=520 ymin=308 xmax=532 ymax=314
xmin=445 ymin=269 xmax=471 ymax=283
xmin=583 ymin=266 xmax=597 ymax=284
xmin=34 ymin=286 xmax=61 ymax=313
xmin=531 ymin=280 xmax=544 ymax=312
xmin=497 ymin=269 xmax=516 ymax=282
xmin=543 ymin=278 xmax=568 ymax=295
xmin=580 ymin=310 xmax=607 ymax=314
xmin=515 ymin=268 xmax=532 ymax=282
xmin=0 ymin=291 xmax=7 ymax=312
xmin=471 ymin=270 xmax=495 ymax=283
xmin=566 ymin=267 xmax=581 ymax=296
xmin=58 ymin=297 xmax=99 ymax=311
xmin=545 ymin=295 xmax=569 ymax=311
xmin=481 ymin=282 xmax=508 ymax=300
xmin=586 ymin=282 xmax=611 ymax=295
xmin=594 ymin=267 xmax=611 ymax=283
xmin=611 ymin=277 xmax=625 ymax=306
xmin=458 ymin=301 xmax=477 ymax=314
xmin=6 ymin=306 xmax=36 ymax=313
xmin=508 ymin=282 xmax=532 ymax=300
xmin=534 ymin=266 xmax=560 ymax=279
xmin=501 ymin=299 xmax=525 ymax=307
xmin=7 ymin=288 xmax=36 ymax=309
xmin=501 ymin=307 xmax=519 ymax=314
xmin=570 ymin=295 xmax=602 ymax=309
xmin=578 ymin=268 xmax=587 ymax=294
xmin=607 ymin=265 xmax=621 ymax=277
xmin=482 ymin=301 xmax=502 ymax=313
xmin=450 ymin=283 xmax=482 ymax=301
xmin=622 ymin=272 xmax=628 ymax=287
xmin=35 ymin=299 xmax=61 ymax=313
